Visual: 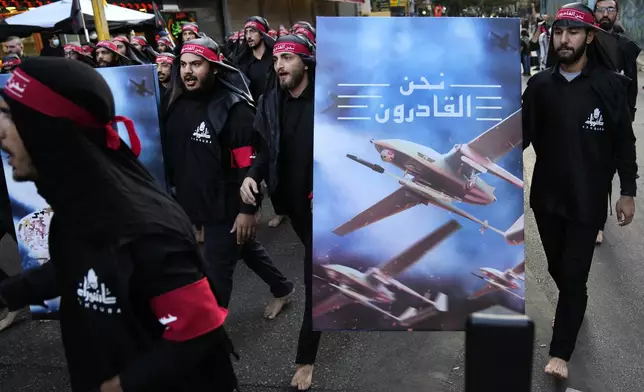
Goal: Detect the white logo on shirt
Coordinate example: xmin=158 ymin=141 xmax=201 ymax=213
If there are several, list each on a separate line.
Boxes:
xmin=76 ymin=269 xmax=121 ymax=314
xmin=584 ymin=108 xmax=604 ymax=131
xmin=159 ymin=314 xmax=178 ymax=329
xmin=192 ymin=121 xmax=212 ymax=144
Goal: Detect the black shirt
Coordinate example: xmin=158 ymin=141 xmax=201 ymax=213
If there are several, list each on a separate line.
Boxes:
xmin=164 ymin=87 xmax=258 ymax=225
xmin=274 ymin=82 xmax=314 ymax=215
xmin=246 ymin=51 xmax=272 ymax=102
xmin=522 ymin=61 xmax=637 ymax=228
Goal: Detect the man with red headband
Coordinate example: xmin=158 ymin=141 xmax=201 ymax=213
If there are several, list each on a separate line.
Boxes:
xmin=64 ymin=42 xmax=96 ymax=68
xmin=181 ymin=23 xmax=199 ymax=44
xmin=162 ymin=37 xmax=295 ymax=319
xmin=157 ymin=36 xmax=174 ymax=54
xmin=156 ymin=52 xmax=175 ymax=96
xmin=234 ymin=16 xmax=275 ymax=102
xmin=0 ymin=56 xmax=239 ymax=391
xmin=94 ymin=41 xmax=132 ymax=68
xmin=241 ymin=34 xmax=318 ymax=391
xmin=0 ymin=54 xmax=21 ymax=74
xmin=523 ymin=2 xmax=637 ymax=380
xmin=131 ymin=35 xmax=158 ymax=63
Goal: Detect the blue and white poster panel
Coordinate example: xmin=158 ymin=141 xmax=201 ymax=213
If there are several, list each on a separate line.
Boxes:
xmin=0 ymin=64 xmax=165 ymax=319
xmin=312 ymin=17 xmax=524 ymax=331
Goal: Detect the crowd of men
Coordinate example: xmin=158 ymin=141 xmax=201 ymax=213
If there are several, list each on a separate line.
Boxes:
xmin=0 ymin=1 xmax=640 ymax=390
xmin=0 ymin=16 xmax=319 ymax=392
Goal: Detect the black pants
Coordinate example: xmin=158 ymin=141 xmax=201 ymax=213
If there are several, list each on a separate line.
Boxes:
xmin=203 ymin=220 xmax=293 ymax=308
xmin=534 ymin=212 xmax=598 ymax=361
xmin=0 ymin=208 xmax=16 ymax=280
xmin=289 ymin=210 xmax=321 ymax=365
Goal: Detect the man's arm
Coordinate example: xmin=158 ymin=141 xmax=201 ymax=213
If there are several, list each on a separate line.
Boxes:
xmin=118 ymin=235 xmax=234 ymax=392
xmin=0 ymin=261 xmax=58 ymax=311
xmin=224 ymin=101 xmax=262 ymax=215
xmin=614 ymin=92 xmax=638 ymax=197
xmin=246 ymin=96 xmax=269 ymax=185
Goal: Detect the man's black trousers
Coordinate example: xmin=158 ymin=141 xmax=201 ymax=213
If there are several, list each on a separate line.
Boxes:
xmin=203 ymin=218 xmax=293 ymax=308
xmin=534 ymin=212 xmax=598 ymax=362
xmin=289 ymin=210 xmax=321 ymax=365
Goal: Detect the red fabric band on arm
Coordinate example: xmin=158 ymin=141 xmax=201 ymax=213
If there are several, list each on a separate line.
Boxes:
xmin=308 ymin=192 xmax=313 ymax=200
xmin=231 ymin=146 xmax=254 ymax=169
xmin=150 ymin=277 xmax=228 ymax=342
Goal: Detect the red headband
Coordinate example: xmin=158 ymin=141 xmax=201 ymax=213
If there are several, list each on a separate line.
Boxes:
xmin=555 ymin=8 xmax=598 ymax=26
xmin=294 ymin=28 xmax=315 ymax=43
xmin=131 ymin=36 xmax=146 ymax=46
xmin=64 ymin=44 xmax=86 ymax=57
xmin=156 ymin=55 xmax=175 ymax=64
xmin=157 ymin=37 xmax=171 ymax=45
xmin=2 ymin=58 xmax=20 ymax=68
xmin=3 ymin=68 xmax=141 ymax=157
xmin=273 ymin=41 xmax=311 ymax=56
xmin=181 ymin=44 xmax=221 ymax=62
xmin=244 ymin=21 xmax=267 ymax=33
xmin=182 ymin=24 xmax=198 ymax=33
xmin=97 ymin=41 xmax=118 ymax=53
xmin=112 ymin=36 xmax=129 ymax=43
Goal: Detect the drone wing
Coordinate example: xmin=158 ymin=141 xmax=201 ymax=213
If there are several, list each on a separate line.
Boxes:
xmin=468 ymin=283 xmax=499 ymax=300
xmin=312 ymin=292 xmax=353 ymax=318
xmin=378 ymin=219 xmax=461 ymax=277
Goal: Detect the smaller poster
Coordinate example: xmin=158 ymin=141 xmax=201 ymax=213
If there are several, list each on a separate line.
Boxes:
xmin=0 ymin=64 xmax=166 ymax=318
xmin=162 ymin=11 xmax=198 ymax=41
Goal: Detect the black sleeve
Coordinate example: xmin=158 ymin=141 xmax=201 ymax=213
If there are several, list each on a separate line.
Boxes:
xmin=614 ymin=92 xmax=638 ymax=197
xmin=221 ymin=101 xmax=262 ymax=215
xmin=0 ymin=261 xmax=58 ymax=311
xmin=521 ymin=77 xmax=538 ymax=150
xmin=247 ymin=97 xmax=269 ymax=185
xmin=119 ymin=235 xmax=234 ymax=392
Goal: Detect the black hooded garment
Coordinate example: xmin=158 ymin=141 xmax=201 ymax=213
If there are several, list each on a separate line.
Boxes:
xmin=233 ymin=18 xmax=276 ymax=102
xmin=0 ymin=57 xmax=238 ymax=392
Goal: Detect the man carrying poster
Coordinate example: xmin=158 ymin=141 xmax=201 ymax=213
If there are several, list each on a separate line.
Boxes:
xmin=0 ymin=57 xmax=239 ymax=392
xmin=522 ymin=3 xmax=637 ymax=379
xmin=241 ymin=34 xmax=318 ymax=391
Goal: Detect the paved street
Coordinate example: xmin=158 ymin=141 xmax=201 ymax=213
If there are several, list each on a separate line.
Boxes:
xmin=0 ymin=74 xmax=643 ymax=392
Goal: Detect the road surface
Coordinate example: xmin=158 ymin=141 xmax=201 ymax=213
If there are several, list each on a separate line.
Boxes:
xmin=0 ymin=74 xmax=642 ymax=391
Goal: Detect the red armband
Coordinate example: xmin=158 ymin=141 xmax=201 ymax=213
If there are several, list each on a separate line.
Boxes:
xmin=150 ymin=278 xmax=228 ymax=342
xmin=230 ymin=146 xmax=254 ymax=168
xmin=308 ymin=192 xmax=313 ymax=200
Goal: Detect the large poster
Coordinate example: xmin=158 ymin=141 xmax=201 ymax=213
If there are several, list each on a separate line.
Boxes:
xmin=312 ymin=17 xmax=524 ymax=331
xmin=0 ymin=64 xmax=166 ymax=319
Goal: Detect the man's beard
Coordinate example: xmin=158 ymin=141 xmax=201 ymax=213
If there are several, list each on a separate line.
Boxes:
xmin=279 ymin=67 xmax=305 ymax=90
xmin=598 ymin=18 xmax=614 ymax=31
xmin=556 ymin=41 xmax=587 ymax=65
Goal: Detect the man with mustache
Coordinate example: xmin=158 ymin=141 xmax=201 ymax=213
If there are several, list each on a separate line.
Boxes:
xmin=161 ymin=37 xmax=294 ymax=319
xmin=156 ymin=52 xmax=175 ymax=97
xmin=240 ymin=34 xmax=319 ymax=391
xmin=94 ymin=41 xmax=131 ymax=68
xmin=522 ymin=2 xmax=637 ymax=380
xmin=593 ymin=0 xmax=641 ymax=244
xmin=234 ymin=16 xmax=275 ymax=102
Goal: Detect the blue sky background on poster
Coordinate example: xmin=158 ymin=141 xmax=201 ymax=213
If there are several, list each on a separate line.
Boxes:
xmin=0 ymin=64 xmax=165 ymax=315
xmin=312 ymin=17 xmax=523 ymax=286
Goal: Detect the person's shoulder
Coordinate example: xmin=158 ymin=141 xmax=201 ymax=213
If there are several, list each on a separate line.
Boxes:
xmin=526 ymin=69 xmax=551 ymax=88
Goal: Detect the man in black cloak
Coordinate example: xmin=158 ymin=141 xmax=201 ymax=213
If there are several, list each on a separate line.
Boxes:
xmin=593 ymin=0 xmax=641 ymax=245
xmin=523 ymin=2 xmax=637 ymax=380
xmin=0 ymin=57 xmax=239 ymax=392
xmin=161 ymin=37 xmax=294 ymax=319
xmin=241 ymin=34 xmax=319 ymax=391
xmin=130 ymin=35 xmax=159 ymax=63
xmin=233 ymin=16 xmax=276 ymax=102
xmin=111 ymin=36 xmax=149 ymax=65
xmin=64 ymin=42 xmax=97 ymax=68
xmin=94 ymin=41 xmax=134 ymax=68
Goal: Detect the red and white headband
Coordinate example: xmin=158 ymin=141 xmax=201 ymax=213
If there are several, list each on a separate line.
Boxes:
xmin=3 ymin=68 xmax=141 ymax=157
xmin=97 ymin=41 xmax=119 ymax=53
xmin=555 ymin=8 xmax=599 ymax=27
xmin=244 ymin=21 xmax=267 ymax=33
xmin=64 ymin=44 xmax=86 ymax=57
xmin=112 ymin=36 xmax=129 ymax=44
xmin=182 ymin=24 xmax=198 ymax=33
xmin=273 ymin=41 xmax=312 ymax=56
xmin=2 ymin=57 xmax=20 ymax=68
xmin=131 ymin=36 xmax=146 ymax=47
xmin=181 ymin=44 xmax=223 ymax=62
xmin=156 ymin=55 xmax=175 ymax=65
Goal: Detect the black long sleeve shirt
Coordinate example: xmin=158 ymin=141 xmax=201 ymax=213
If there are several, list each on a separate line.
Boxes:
xmin=523 ymin=61 xmax=637 ymax=228
xmin=163 ymin=87 xmax=259 ymax=225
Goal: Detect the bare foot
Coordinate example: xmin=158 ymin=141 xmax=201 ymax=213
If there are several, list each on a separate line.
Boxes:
xmin=264 ymin=288 xmax=294 ymax=319
xmin=291 ymin=364 xmax=313 ymax=391
xmin=596 ymin=230 xmax=603 ymax=245
xmin=545 ymin=357 xmax=568 ymax=379
xmin=268 ymin=215 xmax=285 ymax=228
xmin=0 ymin=310 xmax=18 ymax=332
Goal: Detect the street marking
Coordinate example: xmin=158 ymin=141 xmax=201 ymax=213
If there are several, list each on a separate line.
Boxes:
xmin=566 ymin=388 xmax=583 ymax=392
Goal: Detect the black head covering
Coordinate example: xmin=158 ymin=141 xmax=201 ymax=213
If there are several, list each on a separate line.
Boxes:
xmin=1 ymin=54 xmax=21 ymax=73
xmin=265 ymin=34 xmax=316 ymax=93
xmin=131 ymin=35 xmax=158 ymax=63
xmin=546 ymin=2 xmax=620 ymax=70
xmin=111 ymin=36 xmax=150 ymax=65
xmin=0 ymin=57 xmax=194 ymax=242
xmin=167 ymin=36 xmax=253 ymax=109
